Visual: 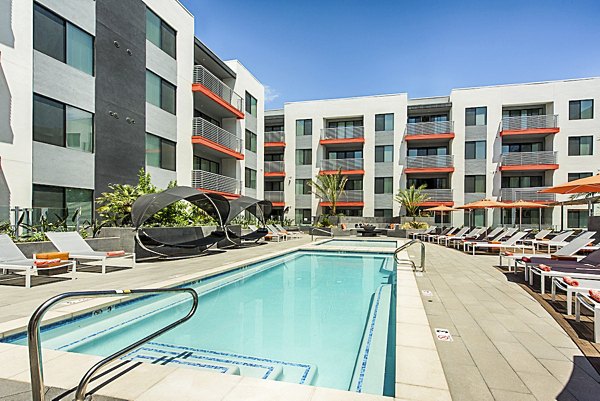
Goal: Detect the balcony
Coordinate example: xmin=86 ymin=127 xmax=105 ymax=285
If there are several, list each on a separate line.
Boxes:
xmin=405 ymin=121 xmax=455 ymax=141
xmin=500 ymin=115 xmax=559 ymax=136
xmin=319 ymin=190 xmax=364 ymax=207
xmin=499 ymin=151 xmax=558 ymax=171
xmin=264 ymin=161 xmax=286 ymax=177
xmin=319 ymin=158 xmax=365 ymax=175
xmin=405 ymin=155 xmax=454 ymax=173
xmin=192 ymin=170 xmax=240 ymax=198
xmin=320 ymin=127 xmax=365 ymax=145
xmin=265 ymin=131 xmax=285 ymax=147
xmin=264 ymin=191 xmax=285 ymax=206
xmin=192 ymin=65 xmax=244 ymax=119
xmin=500 ymin=187 xmax=556 ymax=203
xmin=419 ymin=189 xmax=454 ymax=206
xmin=192 ymin=118 xmax=243 ymax=160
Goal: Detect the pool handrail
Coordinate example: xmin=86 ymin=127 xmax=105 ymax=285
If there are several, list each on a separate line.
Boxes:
xmin=310 ymin=226 xmax=334 ymax=240
xmin=27 ymin=288 xmax=199 ymax=401
xmin=394 ymin=239 xmax=425 ymax=272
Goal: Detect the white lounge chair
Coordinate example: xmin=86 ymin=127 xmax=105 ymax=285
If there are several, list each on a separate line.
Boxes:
xmin=412 ymin=226 xmax=436 ymax=240
xmin=265 ymin=225 xmax=286 ymax=242
xmin=275 ymin=224 xmax=302 ymax=239
xmin=45 ymin=232 xmax=135 ymax=275
xmin=469 ymin=231 xmax=531 ymax=255
xmin=521 ymin=229 xmax=553 ymax=246
xmin=445 ymin=227 xmax=485 ymax=247
xmin=436 ymin=227 xmax=469 ymax=245
xmin=575 ymin=291 xmax=600 ymax=343
xmin=551 ymin=277 xmax=600 ymax=315
xmin=0 ymin=234 xmax=75 ymax=288
xmin=425 ymin=227 xmax=456 ymax=243
xmin=463 ymin=227 xmax=514 ymax=252
xmin=532 ymin=231 xmax=575 ymax=253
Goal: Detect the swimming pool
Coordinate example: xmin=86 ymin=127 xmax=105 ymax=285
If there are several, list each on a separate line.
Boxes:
xmin=5 ymin=250 xmax=396 ymax=396
xmin=319 ymin=239 xmax=398 ymax=248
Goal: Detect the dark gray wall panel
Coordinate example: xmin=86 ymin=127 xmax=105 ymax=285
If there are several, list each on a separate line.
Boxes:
xmin=95 ymin=0 xmax=146 ymax=194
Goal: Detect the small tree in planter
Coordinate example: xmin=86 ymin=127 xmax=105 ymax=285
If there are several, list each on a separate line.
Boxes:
xmin=395 ymin=185 xmax=430 ymax=227
xmin=308 ymin=169 xmax=348 ymax=218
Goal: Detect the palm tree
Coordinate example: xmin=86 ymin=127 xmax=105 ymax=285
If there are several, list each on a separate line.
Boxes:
xmin=308 ymin=169 xmax=348 ymax=215
xmin=395 ymin=185 xmax=430 ymax=220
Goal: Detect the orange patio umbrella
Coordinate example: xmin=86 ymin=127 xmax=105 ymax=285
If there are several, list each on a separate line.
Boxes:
xmin=457 ymin=199 xmax=509 ymax=226
xmin=424 ymin=205 xmax=458 ymax=228
xmin=539 ymin=174 xmax=600 ymax=194
xmin=503 ymin=200 xmax=549 ymax=230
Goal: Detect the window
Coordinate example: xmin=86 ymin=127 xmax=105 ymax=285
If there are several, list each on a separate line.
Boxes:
xmin=375 ymin=145 xmax=393 ymax=162
xmin=407 ymin=177 xmax=448 ymax=189
xmin=568 ymin=210 xmax=588 ymax=228
xmin=34 ymin=4 xmax=94 ymax=75
xmin=296 ymin=149 xmax=312 ymax=165
xmin=245 ymin=92 xmax=257 ymax=117
xmin=408 ymin=146 xmax=447 ymax=156
xmin=146 ymin=70 xmax=176 ymax=114
xmin=245 ymin=130 xmax=257 ymax=153
xmin=465 ymin=107 xmax=487 ymax=126
xmin=33 ymin=94 xmax=93 ymax=152
xmin=145 ymin=134 xmax=176 ymax=171
xmin=471 ymin=209 xmax=486 ymax=227
xmin=265 ymin=181 xmax=283 ymax=191
xmin=465 ymin=141 xmax=486 ymax=159
xmin=502 ymin=142 xmax=544 ymax=153
xmin=465 ymin=176 xmax=486 ymax=193
xmin=568 ymin=136 xmax=593 ymax=156
xmin=194 ymin=157 xmax=219 ymax=173
xmin=501 ymin=176 xmax=543 ymax=188
xmin=295 ymin=209 xmax=311 ymax=224
xmin=374 ymin=209 xmax=393 ymax=218
xmin=245 ymin=168 xmax=257 ymax=189
xmin=375 ymin=113 xmax=394 ymax=132
xmin=146 ymin=8 xmax=176 ymax=58
xmin=568 ymin=172 xmax=593 ymax=181
xmin=569 ymin=100 xmax=594 ymax=120
xmin=264 ymin=153 xmax=283 ymax=161
xmin=328 ymin=150 xmax=363 ymax=159
xmin=295 ymin=179 xmax=311 ymax=195
xmin=296 ymin=119 xmax=312 ymax=136
xmin=375 ymin=177 xmax=393 ymax=194
xmin=32 ymin=184 xmax=93 ymax=224
xmin=345 ymin=179 xmax=363 ymax=190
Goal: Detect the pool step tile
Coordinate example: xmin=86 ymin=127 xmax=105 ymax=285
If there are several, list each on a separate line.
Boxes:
xmin=124 ymin=342 xmax=317 ymax=385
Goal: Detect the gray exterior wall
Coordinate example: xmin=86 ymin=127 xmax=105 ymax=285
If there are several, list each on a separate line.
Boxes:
xmin=32 ymin=142 xmax=94 ymax=189
xmin=36 ymin=0 xmax=96 ymax=35
xmin=146 ymin=40 xmax=177 ymax=84
xmin=146 ymin=103 xmax=177 ymax=142
xmin=94 ymin=0 xmax=147 ymax=194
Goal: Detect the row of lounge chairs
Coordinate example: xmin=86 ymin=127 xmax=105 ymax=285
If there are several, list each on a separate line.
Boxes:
xmin=0 ymin=224 xmax=303 ymax=288
xmin=428 ymin=226 xmax=600 ymax=343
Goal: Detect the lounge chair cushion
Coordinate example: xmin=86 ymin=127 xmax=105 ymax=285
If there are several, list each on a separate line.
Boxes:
xmin=563 ymin=277 xmax=579 ymax=287
xmin=34 ymin=258 xmax=62 ymax=268
xmin=539 ymin=264 xmax=551 ymax=272
xmin=590 ymin=290 xmax=600 ymax=303
xmin=107 ymin=250 xmax=126 ymax=257
xmin=36 ymin=252 xmax=69 ymax=260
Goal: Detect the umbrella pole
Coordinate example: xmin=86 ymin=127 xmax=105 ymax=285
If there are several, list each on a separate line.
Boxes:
xmin=519 ymin=207 xmax=522 ymax=230
xmin=538 ymin=207 xmax=542 ymax=230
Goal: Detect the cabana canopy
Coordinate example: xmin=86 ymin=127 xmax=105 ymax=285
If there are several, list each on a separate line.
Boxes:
xmin=225 ymin=196 xmax=272 ymax=225
xmin=131 ymin=186 xmax=230 ymax=228
xmin=539 ymin=173 xmax=600 ymax=194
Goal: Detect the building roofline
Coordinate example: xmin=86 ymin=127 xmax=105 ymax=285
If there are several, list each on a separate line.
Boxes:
xmin=224 ymin=59 xmax=264 ymax=87
xmin=194 ymin=38 xmax=236 ymax=79
xmin=174 ymin=0 xmax=194 ymax=17
xmin=450 ymin=76 xmax=600 ymax=93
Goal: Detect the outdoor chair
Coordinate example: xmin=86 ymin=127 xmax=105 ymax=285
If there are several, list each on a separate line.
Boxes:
xmin=0 ymin=234 xmax=75 ymax=288
xmin=469 ymin=231 xmax=531 ymax=255
xmin=46 ymin=232 xmax=135 ymax=274
xmin=551 ymin=277 xmax=600 ymax=316
xmin=575 ymin=291 xmax=600 ymax=343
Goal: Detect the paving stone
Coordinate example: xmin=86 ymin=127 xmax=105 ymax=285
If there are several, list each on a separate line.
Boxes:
xmin=468 ymin=350 xmax=530 ymax=393
xmin=489 ymin=389 xmax=537 ymax=401
xmin=442 ymin=363 xmax=495 ymax=401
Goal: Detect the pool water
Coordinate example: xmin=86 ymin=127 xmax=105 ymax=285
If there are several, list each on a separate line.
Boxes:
xmin=320 ymin=239 xmax=398 ymax=248
xmin=8 ymin=251 xmax=395 ymax=395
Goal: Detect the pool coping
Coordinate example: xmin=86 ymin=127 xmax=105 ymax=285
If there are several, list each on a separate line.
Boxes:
xmin=0 ymin=238 xmax=451 ymax=401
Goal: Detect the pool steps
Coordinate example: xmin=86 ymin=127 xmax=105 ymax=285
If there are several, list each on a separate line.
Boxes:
xmin=124 ymin=341 xmax=317 ymax=385
xmin=349 ymin=284 xmax=392 ymax=394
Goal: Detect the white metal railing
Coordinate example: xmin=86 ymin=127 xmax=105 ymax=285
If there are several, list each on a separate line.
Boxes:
xmin=501 ymin=114 xmax=558 ymax=131
xmin=264 ymin=161 xmax=285 ymax=173
xmin=500 ymin=151 xmax=557 ymax=166
xmin=193 ymin=65 xmax=243 ymax=112
xmin=500 ymin=187 xmax=556 ymax=202
xmin=406 ymin=121 xmax=454 ymax=136
xmin=339 ymin=190 xmax=364 ymax=202
xmin=191 ymin=170 xmax=240 ymax=194
xmin=464 ymin=192 xmax=486 ymax=204
xmin=421 ymin=189 xmax=453 ymax=202
xmin=193 ymin=118 xmax=242 ymax=153
xmin=320 ymin=158 xmax=364 ymax=171
xmin=320 ymin=126 xmax=364 ymax=140
xmin=264 ymin=191 xmax=284 ymax=202
xmin=265 ymin=130 xmax=285 ymax=143
xmin=406 ymin=155 xmax=454 ymax=169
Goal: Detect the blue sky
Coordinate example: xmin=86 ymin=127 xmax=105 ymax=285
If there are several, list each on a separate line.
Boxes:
xmin=180 ymin=0 xmax=600 ymax=109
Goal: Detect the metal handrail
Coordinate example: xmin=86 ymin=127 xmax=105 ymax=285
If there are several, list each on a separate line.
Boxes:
xmin=394 ymin=239 xmax=426 ymax=272
xmin=310 ymin=227 xmax=334 ymax=241
xmin=28 ymin=288 xmax=198 ymax=401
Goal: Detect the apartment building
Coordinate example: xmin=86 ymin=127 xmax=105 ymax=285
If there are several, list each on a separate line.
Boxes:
xmin=0 ymin=0 xmax=264 ymax=223
xmin=265 ymin=78 xmax=600 ymax=229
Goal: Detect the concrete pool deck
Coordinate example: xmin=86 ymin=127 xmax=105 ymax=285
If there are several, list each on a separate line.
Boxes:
xmin=2 ymin=235 xmax=596 ymax=400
